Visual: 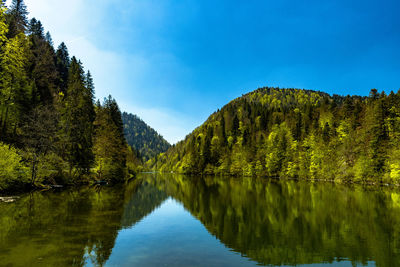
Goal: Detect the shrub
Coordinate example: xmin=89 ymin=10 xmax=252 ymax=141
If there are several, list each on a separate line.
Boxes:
xmin=0 ymin=143 xmax=29 ymax=192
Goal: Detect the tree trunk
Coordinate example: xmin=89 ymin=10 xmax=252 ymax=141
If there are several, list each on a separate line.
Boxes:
xmin=31 ymin=154 xmax=37 ymax=187
xmin=2 ymin=105 xmax=8 ymax=135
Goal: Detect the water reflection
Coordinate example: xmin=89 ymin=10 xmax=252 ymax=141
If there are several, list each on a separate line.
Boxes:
xmin=0 ymin=179 xmax=167 ymax=266
xmin=0 ymin=186 xmax=124 ymax=266
xmin=149 ymin=174 xmax=400 ymax=267
xmin=0 ymin=174 xmax=399 ymax=266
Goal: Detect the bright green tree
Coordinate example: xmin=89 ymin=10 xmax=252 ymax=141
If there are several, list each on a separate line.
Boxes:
xmin=0 ymin=32 xmax=31 ymax=140
xmin=93 ymin=97 xmax=127 ymax=183
xmin=0 ymin=142 xmax=29 ymax=191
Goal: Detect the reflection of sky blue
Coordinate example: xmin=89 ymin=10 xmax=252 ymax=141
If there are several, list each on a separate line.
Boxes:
xmin=19 ymin=0 xmax=400 ymax=143
xmin=103 ymin=198 xmax=257 ymax=266
xmin=85 ymin=197 xmax=375 ymax=267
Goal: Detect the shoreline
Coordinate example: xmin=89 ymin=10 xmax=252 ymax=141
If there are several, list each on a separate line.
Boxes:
xmin=2 ymin=171 xmax=399 ymax=197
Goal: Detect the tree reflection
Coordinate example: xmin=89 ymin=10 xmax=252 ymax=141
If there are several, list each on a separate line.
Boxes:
xmin=1 ymin=174 xmax=400 ymax=267
xmin=149 ymin=174 xmax=400 ymax=267
xmin=0 ymin=178 xmax=167 ymax=266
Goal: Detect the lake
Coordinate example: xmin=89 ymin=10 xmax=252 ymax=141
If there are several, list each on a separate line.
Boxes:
xmin=0 ymin=173 xmax=399 ymax=266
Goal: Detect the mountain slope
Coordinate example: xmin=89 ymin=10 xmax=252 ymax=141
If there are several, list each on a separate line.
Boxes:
xmin=150 ymin=87 xmax=400 ymax=184
xmin=122 ymin=112 xmax=170 ymax=161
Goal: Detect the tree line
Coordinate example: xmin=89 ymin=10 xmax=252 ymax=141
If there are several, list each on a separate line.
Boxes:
xmin=150 ymin=87 xmax=400 ymax=184
xmin=0 ymin=0 xmax=139 ymax=192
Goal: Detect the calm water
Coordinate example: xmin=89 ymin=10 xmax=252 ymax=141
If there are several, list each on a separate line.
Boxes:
xmin=0 ymin=174 xmax=399 ymax=266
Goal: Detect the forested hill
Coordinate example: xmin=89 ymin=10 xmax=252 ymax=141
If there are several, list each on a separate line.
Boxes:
xmin=0 ymin=1 xmax=140 ymax=192
xmin=149 ymin=87 xmax=400 ymax=184
xmin=122 ymin=112 xmax=170 ymax=161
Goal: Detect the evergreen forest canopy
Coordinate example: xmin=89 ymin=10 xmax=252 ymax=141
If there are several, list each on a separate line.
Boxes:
xmin=150 ymin=87 xmax=400 ymax=184
xmin=0 ymin=0 xmax=141 ymax=192
xmin=122 ymin=112 xmax=170 ymax=162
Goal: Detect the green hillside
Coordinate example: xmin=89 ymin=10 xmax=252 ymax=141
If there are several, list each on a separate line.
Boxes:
xmin=122 ymin=112 xmax=170 ymax=161
xmin=149 ymin=87 xmax=400 ymax=184
xmin=0 ymin=1 xmax=139 ymax=192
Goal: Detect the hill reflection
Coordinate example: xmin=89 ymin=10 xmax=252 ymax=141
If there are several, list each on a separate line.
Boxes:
xmin=148 ymin=174 xmax=400 ymax=267
xmin=1 ymin=174 xmax=399 ymax=266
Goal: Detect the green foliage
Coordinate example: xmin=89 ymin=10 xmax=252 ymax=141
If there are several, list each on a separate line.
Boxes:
xmin=152 ymin=87 xmax=400 ymax=184
xmin=0 ymin=6 xmax=7 ymax=45
xmin=122 ymin=112 xmax=170 ymax=161
xmin=0 ymin=142 xmax=28 ymax=191
xmin=0 ymin=32 xmax=31 ymax=140
xmin=6 ymin=0 xmax=28 ymax=38
xmin=0 ymin=1 xmax=143 ymax=191
xmin=59 ymin=57 xmax=95 ymax=175
xmin=93 ymin=97 xmax=133 ymax=183
xmin=126 ymin=145 xmax=142 ymax=177
xmin=264 ymin=123 xmax=293 ymax=176
xmin=28 ymin=20 xmax=58 ymax=105
xmin=55 ymin=42 xmax=69 ymax=93
xmin=0 ymin=185 xmax=130 ymax=266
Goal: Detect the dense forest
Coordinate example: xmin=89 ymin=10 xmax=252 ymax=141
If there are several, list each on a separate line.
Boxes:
xmin=0 ymin=0 xmax=139 ymax=192
xmin=149 ymin=87 xmax=400 ymax=184
xmin=122 ymin=112 xmax=170 ymax=161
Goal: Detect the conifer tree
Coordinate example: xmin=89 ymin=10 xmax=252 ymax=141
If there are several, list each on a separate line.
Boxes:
xmin=28 ymin=20 xmax=58 ymax=105
xmin=6 ymin=0 xmax=28 ymax=38
xmin=368 ymin=93 xmax=388 ymax=178
xmin=85 ymin=71 xmax=94 ymax=99
xmin=28 ymin=18 xmax=43 ymax=38
xmin=55 ymin=42 xmax=70 ymax=94
xmin=104 ymin=95 xmax=124 ymax=141
xmin=45 ymin=32 xmax=53 ymax=47
xmin=59 ymin=57 xmax=95 ymax=175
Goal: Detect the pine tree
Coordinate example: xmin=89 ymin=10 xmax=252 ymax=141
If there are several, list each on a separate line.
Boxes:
xmin=59 ymin=57 xmax=95 ymax=175
xmin=28 ymin=18 xmax=43 ymax=38
xmin=55 ymin=42 xmax=70 ymax=94
xmin=104 ymin=95 xmax=124 ymax=141
xmin=294 ymin=111 xmax=302 ymax=140
xmin=45 ymin=32 xmax=53 ymax=47
xmin=220 ymin=115 xmax=226 ymax=144
xmin=232 ymin=114 xmax=239 ymax=135
xmin=85 ymin=71 xmax=95 ymax=101
xmin=369 ymin=94 xmax=388 ymax=178
xmin=6 ymin=0 xmax=28 ymax=38
xmin=28 ymin=20 xmax=58 ymax=105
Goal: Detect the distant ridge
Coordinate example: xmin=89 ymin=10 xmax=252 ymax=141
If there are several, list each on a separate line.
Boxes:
xmin=122 ymin=112 xmax=171 ymax=161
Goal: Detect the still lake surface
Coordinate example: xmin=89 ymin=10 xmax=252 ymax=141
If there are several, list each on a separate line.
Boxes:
xmin=0 ymin=173 xmax=399 ymax=266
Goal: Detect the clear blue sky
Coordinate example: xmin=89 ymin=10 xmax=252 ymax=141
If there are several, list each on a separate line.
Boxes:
xmin=12 ymin=0 xmax=400 ymax=143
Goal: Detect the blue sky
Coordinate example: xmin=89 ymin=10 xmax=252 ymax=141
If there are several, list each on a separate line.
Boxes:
xmin=11 ymin=0 xmax=400 ymax=143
